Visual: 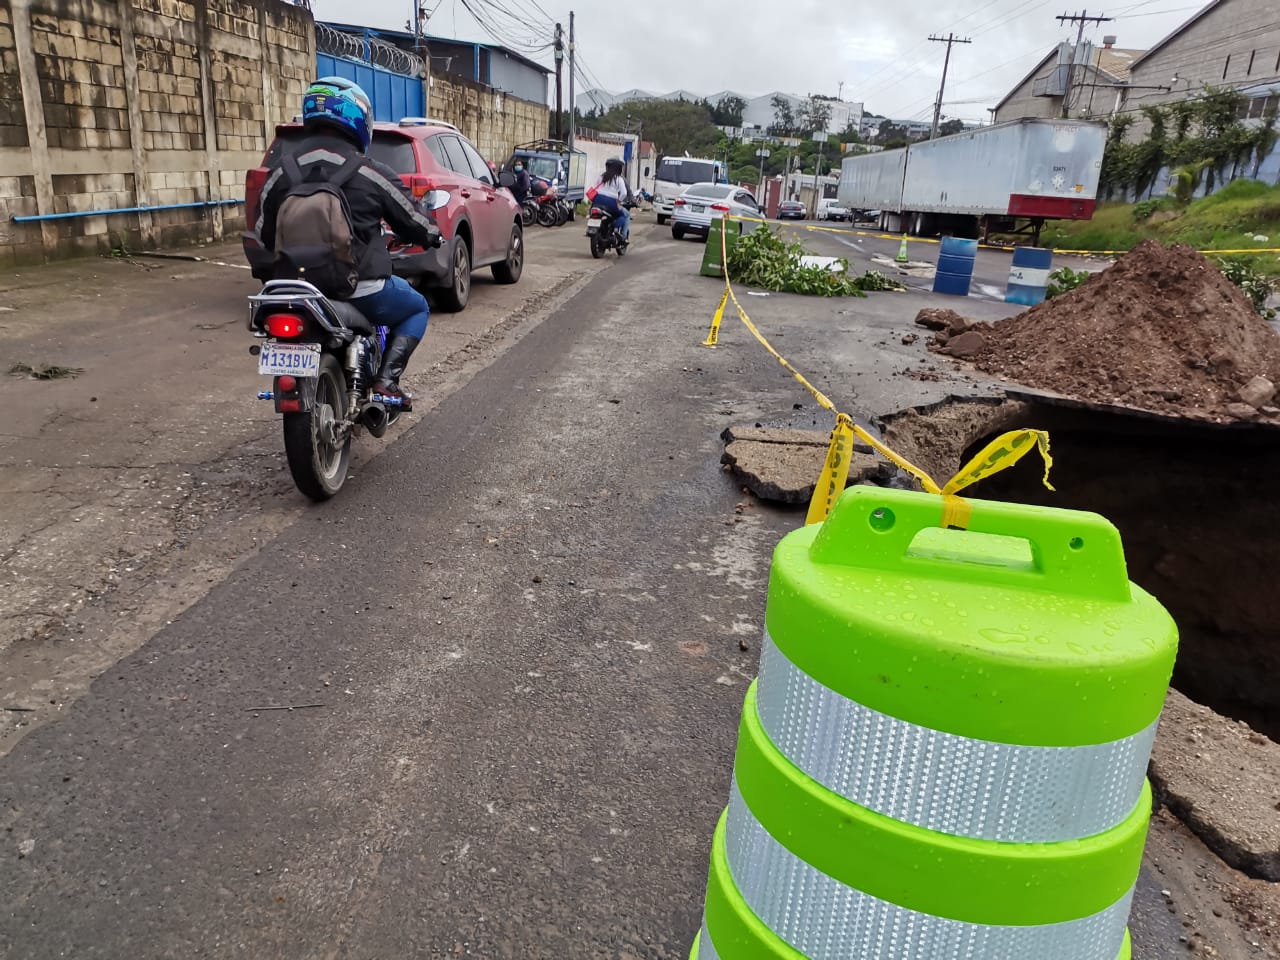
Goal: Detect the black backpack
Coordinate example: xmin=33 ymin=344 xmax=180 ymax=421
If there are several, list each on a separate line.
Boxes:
xmin=272 ymin=154 xmax=363 ymax=299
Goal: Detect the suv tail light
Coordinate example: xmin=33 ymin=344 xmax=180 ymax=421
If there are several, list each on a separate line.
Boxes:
xmin=264 ymin=313 xmax=305 ymax=338
xmin=408 ymin=175 xmax=434 ymax=199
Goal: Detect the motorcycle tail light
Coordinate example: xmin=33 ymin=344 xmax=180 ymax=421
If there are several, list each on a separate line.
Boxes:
xmin=277 ymin=375 xmax=297 ymax=393
xmin=279 ymin=399 xmax=302 ymax=413
xmin=590 ymin=207 xmax=603 ymax=217
xmin=265 ymin=313 xmax=304 ymax=338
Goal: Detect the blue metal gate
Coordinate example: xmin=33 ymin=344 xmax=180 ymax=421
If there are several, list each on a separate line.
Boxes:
xmin=316 ymin=53 xmax=424 ymax=123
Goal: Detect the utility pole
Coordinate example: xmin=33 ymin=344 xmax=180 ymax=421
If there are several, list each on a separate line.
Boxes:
xmin=1056 ymin=10 xmax=1113 ymax=118
xmin=928 ymin=33 xmax=971 ymax=139
xmin=554 ymin=22 xmax=564 ymax=140
xmin=567 ymin=12 xmax=576 ymax=149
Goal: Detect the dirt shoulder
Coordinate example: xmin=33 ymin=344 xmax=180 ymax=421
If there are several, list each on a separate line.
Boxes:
xmin=0 ymin=225 xmax=628 ymax=754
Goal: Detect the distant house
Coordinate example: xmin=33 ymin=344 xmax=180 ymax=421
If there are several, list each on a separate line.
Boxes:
xmin=992 ymin=37 xmax=1144 ymax=123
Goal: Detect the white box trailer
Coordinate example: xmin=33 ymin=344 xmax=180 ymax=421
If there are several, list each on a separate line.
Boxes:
xmin=835 ymin=148 xmax=907 ymax=216
xmin=838 ymin=118 xmax=1107 ymax=242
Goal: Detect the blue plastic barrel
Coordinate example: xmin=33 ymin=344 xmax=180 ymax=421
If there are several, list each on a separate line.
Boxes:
xmin=1005 ymin=247 xmax=1054 ymax=306
xmin=932 ymin=237 xmax=978 ymax=297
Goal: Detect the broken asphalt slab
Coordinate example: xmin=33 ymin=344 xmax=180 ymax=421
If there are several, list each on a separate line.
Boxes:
xmin=1150 ymin=689 xmax=1280 ymax=882
xmin=720 ymin=425 xmax=890 ymax=504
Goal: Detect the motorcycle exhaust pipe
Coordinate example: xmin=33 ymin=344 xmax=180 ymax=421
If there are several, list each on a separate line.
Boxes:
xmin=361 ymin=402 xmax=390 ymax=438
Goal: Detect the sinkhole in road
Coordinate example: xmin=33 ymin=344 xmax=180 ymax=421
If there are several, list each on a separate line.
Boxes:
xmin=881 ymin=394 xmax=1280 ymax=743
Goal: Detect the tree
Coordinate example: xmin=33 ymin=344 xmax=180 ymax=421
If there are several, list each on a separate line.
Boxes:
xmin=770 ymin=95 xmax=796 ymax=136
xmin=803 ymin=96 xmax=832 ymax=135
xmin=601 ymin=98 xmax=719 ymax=158
xmin=711 ymin=95 xmax=746 ymax=127
xmin=938 ymin=118 xmax=965 ymax=137
xmin=839 ymin=123 xmax=863 ymax=144
xmin=875 ymin=121 xmax=909 ymax=146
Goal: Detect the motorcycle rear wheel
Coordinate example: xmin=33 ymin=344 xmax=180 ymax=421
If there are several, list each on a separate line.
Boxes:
xmin=283 ymin=353 xmax=351 ymax=501
xmin=590 ymin=233 xmax=605 ymax=259
xmin=538 ymin=203 xmax=558 ymax=228
xmin=521 ymin=203 xmax=536 ymax=227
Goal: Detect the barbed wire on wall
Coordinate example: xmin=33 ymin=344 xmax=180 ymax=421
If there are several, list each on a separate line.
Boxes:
xmin=316 ymin=22 xmax=426 ymax=78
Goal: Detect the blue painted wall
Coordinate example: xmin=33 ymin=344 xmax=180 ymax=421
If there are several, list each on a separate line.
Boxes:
xmin=316 ymin=53 xmax=424 ymax=122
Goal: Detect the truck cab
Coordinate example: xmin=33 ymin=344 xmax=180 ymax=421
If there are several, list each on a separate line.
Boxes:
xmin=652 ymin=156 xmax=727 ymax=225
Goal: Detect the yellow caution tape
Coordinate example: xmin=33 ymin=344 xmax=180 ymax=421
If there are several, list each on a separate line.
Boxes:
xmin=942 ymin=431 xmax=1055 ymax=497
xmin=705 ymin=216 xmax=1055 ymax=525
xmin=703 ymin=290 xmax=727 ymax=347
xmin=805 ymin=413 xmax=856 ymax=527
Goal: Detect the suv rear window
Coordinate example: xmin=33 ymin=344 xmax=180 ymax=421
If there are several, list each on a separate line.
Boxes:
xmin=369 ymin=133 xmax=417 ymax=175
xmin=262 ymin=128 xmax=417 ymax=176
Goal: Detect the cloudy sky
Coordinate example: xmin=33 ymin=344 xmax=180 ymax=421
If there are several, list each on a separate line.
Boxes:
xmin=309 ymin=0 xmax=1205 ymax=122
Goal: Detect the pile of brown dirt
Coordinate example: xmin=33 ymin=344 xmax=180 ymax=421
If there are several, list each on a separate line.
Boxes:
xmin=954 ymin=241 xmax=1280 ymax=420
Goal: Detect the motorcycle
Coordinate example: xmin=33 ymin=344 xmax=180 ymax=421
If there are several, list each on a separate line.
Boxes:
xmin=586 ymin=201 xmax=636 ymax=258
xmin=246 ymin=191 xmax=448 ymax=501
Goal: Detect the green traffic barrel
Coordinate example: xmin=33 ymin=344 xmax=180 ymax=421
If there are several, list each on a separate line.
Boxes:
xmin=693 ymin=486 xmax=1178 ymax=959
xmin=700 ymin=216 xmax=741 ymax=279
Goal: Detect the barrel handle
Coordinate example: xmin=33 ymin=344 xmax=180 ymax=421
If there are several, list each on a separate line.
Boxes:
xmin=809 ymin=487 xmax=1131 ymax=603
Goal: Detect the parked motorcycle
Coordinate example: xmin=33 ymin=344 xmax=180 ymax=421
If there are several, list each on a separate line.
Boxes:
xmin=586 ymin=201 xmax=636 ymax=258
xmin=247 ymin=192 xmax=447 ymax=501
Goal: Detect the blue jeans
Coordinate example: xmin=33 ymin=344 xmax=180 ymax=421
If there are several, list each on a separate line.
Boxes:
xmin=349 ymin=275 xmax=430 ymax=340
xmin=595 ymin=196 xmax=629 ymax=240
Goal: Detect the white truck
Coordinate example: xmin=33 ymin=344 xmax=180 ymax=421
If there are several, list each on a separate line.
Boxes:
xmin=837 ymin=118 xmax=1107 ymax=243
xmin=651 ymin=156 xmax=728 ymax=225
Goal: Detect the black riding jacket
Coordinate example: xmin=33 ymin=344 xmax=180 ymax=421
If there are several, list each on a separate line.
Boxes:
xmin=257 ymin=130 xmax=440 ymax=281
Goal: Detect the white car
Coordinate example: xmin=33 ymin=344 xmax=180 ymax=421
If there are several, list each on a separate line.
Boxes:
xmin=816 ymin=199 xmax=850 ymax=222
xmin=670 ymin=183 xmax=765 ymax=241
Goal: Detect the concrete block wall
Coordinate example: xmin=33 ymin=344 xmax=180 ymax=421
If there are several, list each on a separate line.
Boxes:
xmin=0 ymin=0 xmax=314 ymax=265
xmin=429 ymin=72 xmax=548 ymax=166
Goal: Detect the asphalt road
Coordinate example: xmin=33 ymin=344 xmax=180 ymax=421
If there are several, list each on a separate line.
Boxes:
xmin=0 ymin=229 xmax=1248 ymax=959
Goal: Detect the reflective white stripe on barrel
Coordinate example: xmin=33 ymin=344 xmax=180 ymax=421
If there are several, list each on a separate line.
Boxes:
xmin=696 ymin=922 xmax=721 ymax=960
xmin=756 ymin=632 xmax=1157 ymax=842
xmin=725 ymin=782 xmax=1133 ymax=960
xmin=1008 ymin=266 xmax=1052 ymax=286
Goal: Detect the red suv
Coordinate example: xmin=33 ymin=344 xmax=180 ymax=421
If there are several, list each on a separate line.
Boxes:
xmin=243 ymin=118 xmax=524 ymax=312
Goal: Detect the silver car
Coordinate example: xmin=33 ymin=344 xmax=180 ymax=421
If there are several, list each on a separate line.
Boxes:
xmin=670 ymin=183 xmax=764 ymax=241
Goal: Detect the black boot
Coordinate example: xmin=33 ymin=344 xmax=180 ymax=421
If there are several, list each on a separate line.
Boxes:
xmin=373 ymin=335 xmax=420 ymax=411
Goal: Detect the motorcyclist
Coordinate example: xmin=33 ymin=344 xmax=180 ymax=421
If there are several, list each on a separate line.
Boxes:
xmin=257 ymin=77 xmax=442 ymax=410
xmin=590 ymin=158 xmax=633 ymax=242
xmin=509 ymin=160 xmax=532 ymax=204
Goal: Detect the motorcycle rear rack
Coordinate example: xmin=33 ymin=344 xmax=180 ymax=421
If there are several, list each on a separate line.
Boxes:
xmin=248 ymin=279 xmax=359 ymax=341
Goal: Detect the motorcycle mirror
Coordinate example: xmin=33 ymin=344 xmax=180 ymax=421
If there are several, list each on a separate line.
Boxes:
xmin=498 ymin=171 xmax=516 ymax=188
xmin=423 ymin=190 xmax=451 ymax=211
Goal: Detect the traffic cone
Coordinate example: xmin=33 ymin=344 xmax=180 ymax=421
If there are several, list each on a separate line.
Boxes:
xmin=895 ymin=234 xmax=909 ymax=263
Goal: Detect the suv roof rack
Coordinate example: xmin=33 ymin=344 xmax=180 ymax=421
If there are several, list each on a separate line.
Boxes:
xmin=398 ymin=116 xmax=461 ymax=132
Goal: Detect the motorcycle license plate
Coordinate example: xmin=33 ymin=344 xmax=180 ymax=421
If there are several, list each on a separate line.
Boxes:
xmin=692 ymin=204 xmax=705 ymax=213
xmin=259 ymin=341 xmax=320 ymax=377
xmin=587 ymin=218 xmax=602 ymax=228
